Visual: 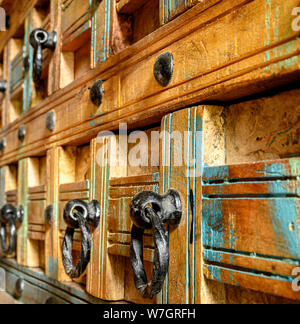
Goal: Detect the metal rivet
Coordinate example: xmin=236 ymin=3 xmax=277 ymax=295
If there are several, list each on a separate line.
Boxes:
xmin=45 ymin=205 xmax=54 ymax=225
xmin=46 ymin=110 xmax=56 ymax=132
xmin=18 ymin=125 xmax=26 ymax=142
xmin=14 ymin=278 xmax=24 ymax=299
xmin=0 ymin=80 xmax=7 ymax=93
xmin=0 ymin=139 xmax=6 ymax=152
xmin=153 ymin=52 xmax=173 ymax=87
xmin=90 ymin=80 xmax=104 ymax=106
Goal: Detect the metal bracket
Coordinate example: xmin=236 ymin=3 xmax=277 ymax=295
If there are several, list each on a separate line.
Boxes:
xmin=29 ymin=29 xmax=57 ymax=87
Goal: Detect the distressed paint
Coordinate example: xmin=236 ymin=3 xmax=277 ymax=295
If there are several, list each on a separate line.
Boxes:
xmin=91 ymin=0 xmax=111 ymax=66
xmin=23 ymin=12 xmax=33 ymax=113
xmin=160 ymin=0 xmax=197 ymax=25
xmin=202 ymin=158 xmax=300 ymax=299
xmin=161 ymin=107 xmax=203 ymax=304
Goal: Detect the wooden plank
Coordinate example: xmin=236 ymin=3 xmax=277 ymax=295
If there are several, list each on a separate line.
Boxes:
xmin=28 ymin=199 xmax=46 ymax=224
xmin=59 ymin=180 xmax=89 ymax=193
xmin=159 ymin=106 xmax=202 ymax=304
xmin=203 ymin=158 xmax=300 ymax=183
xmin=204 ymin=265 xmax=300 ymax=302
xmin=202 ymin=197 xmax=300 ymax=260
xmin=202 ymin=181 xmax=300 ymax=197
xmin=86 ymin=137 xmax=126 ymax=301
xmin=61 ymin=0 xmax=91 ymax=51
xmin=91 ymin=0 xmax=111 ymax=66
xmin=160 ymin=0 xmax=206 ymax=24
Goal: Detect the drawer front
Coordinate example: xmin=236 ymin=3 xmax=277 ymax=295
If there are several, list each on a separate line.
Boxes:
xmin=202 ymin=159 xmax=300 ymax=301
xmin=86 ymin=107 xmax=203 ymax=304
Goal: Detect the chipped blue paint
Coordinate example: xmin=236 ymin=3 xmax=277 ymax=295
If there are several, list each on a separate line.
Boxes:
xmin=91 ymin=0 xmax=111 ymax=65
xmin=202 ymin=199 xmax=225 ymax=249
xmin=203 ymin=165 xmax=230 ymax=182
xmin=269 ymin=198 xmax=300 ymax=259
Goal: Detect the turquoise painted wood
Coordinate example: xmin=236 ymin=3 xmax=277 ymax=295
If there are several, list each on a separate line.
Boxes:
xmin=23 ymin=12 xmax=33 ymax=113
xmin=202 ymin=158 xmax=300 ymax=300
xmin=160 ymin=106 xmax=203 ymax=304
xmin=160 ymin=0 xmax=199 ymax=24
xmin=10 ymin=51 xmax=24 ymax=95
xmin=91 ymin=0 xmax=111 ymax=66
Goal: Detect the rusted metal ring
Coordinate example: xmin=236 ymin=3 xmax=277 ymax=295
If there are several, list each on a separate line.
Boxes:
xmin=130 ymin=208 xmax=169 ymax=299
xmin=129 ymin=190 xmax=182 ymax=299
xmin=0 ymin=204 xmax=19 ymax=255
xmin=62 ymin=199 xmax=100 ymax=278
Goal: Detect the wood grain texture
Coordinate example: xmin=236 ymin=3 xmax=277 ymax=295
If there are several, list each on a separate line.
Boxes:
xmin=1 ymin=0 xmax=300 ymax=166
xmin=202 ymin=158 xmax=300 ymax=301
xmin=159 ymin=106 xmax=203 ymax=304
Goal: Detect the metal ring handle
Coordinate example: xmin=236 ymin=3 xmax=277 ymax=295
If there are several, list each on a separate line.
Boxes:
xmin=29 ymin=29 xmax=57 ymax=87
xmin=62 ymin=199 xmax=100 ymax=278
xmin=130 ymin=208 xmax=169 ymax=299
xmin=129 ymin=190 xmax=182 ymax=299
xmin=0 ymin=204 xmax=23 ymax=255
xmin=0 ymin=220 xmax=16 ymax=255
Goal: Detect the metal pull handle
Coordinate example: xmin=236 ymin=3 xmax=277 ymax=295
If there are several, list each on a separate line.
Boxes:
xmin=62 ymin=199 xmax=100 ymax=279
xmin=130 ymin=189 xmax=182 ymax=299
xmin=0 ymin=80 xmax=7 ymax=93
xmin=29 ymin=29 xmax=57 ymax=87
xmin=0 ymin=204 xmax=24 ymax=255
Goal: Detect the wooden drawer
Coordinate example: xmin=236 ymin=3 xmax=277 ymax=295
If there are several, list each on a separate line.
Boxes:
xmin=202 ymin=158 xmax=300 ymax=301
xmin=86 ymin=107 xmax=202 ymax=303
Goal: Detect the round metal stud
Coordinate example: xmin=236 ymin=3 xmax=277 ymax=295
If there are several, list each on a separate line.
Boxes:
xmin=46 ymin=110 xmax=56 ymax=132
xmin=18 ymin=125 xmax=26 ymax=142
xmin=44 ymin=205 xmax=54 ymax=225
xmin=153 ymin=52 xmax=174 ymax=87
xmin=90 ymin=80 xmax=104 ymax=106
xmin=14 ymin=278 xmax=24 ymax=299
xmin=0 ymin=138 xmax=6 ymax=152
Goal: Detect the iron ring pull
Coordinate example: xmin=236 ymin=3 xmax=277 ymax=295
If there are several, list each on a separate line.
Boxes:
xmin=29 ymin=29 xmax=57 ymax=87
xmin=130 ymin=190 xmax=182 ymax=299
xmin=62 ymin=199 xmax=100 ymax=279
xmin=0 ymin=204 xmax=24 ymax=255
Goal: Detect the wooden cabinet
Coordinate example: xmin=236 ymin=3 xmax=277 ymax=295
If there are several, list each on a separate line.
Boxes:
xmin=0 ymin=0 xmax=299 ymax=304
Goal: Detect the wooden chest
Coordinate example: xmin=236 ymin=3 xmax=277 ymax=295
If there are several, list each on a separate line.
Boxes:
xmin=0 ymin=0 xmax=299 ymax=304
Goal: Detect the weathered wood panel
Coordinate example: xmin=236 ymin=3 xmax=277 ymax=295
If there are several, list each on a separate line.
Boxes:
xmin=0 ymin=0 xmax=300 ymax=166
xmin=202 ymin=158 xmax=300 ymax=301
